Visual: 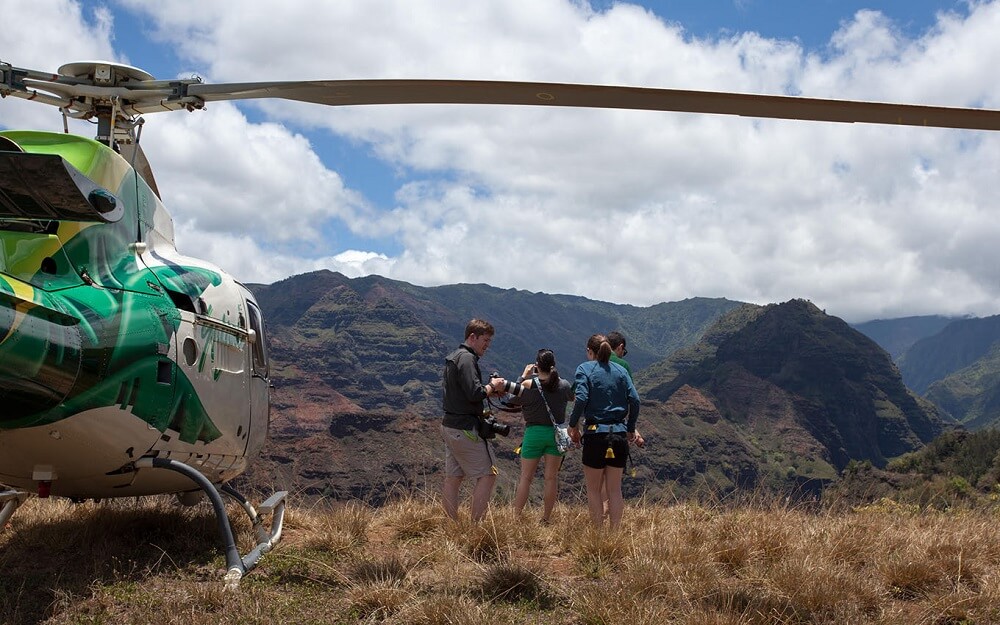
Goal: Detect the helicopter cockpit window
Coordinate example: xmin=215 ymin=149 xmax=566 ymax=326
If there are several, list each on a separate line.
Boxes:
xmin=247 ymin=301 xmax=268 ymax=377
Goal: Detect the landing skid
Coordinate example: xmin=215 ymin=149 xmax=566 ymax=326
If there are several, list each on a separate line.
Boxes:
xmin=0 ymin=489 xmax=28 ymax=528
xmin=135 ymin=458 xmax=287 ymax=588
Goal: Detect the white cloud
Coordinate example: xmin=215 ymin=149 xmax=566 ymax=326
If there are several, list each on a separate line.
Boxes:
xmin=172 ymin=225 xmax=396 ymax=285
xmin=4 ymin=0 xmax=1000 ymax=323
xmin=140 ymin=104 xmax=368 ymax=246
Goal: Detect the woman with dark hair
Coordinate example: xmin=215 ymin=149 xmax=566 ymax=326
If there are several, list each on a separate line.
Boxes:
xmin=507 ymin=348 xmax=574 ymax=523
xmin=568 ymin=334 xmax=641 ymax=527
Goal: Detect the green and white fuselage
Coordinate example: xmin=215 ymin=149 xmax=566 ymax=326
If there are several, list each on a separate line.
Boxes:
xmin=0 ymin=130 xmax=270 ymax=499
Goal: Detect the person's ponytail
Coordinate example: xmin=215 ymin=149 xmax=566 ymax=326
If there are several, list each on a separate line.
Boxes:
xmin=535 ymin=348 xmax=561 ymax=392
xmin=587 ymin=334 xmax=613 ymax=364
xmin=542 ymin=368 xmax=560 ymax=392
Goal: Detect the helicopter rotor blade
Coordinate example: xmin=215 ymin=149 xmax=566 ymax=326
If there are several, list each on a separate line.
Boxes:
xmin=187 ymin=79 xmax=1000 ymax=132
xmin=4 ymin=62 xmax=999 ymax=132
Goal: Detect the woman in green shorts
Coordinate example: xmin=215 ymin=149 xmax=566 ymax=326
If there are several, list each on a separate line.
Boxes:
xmin=508 ymin=349 xmax=574 ymax=523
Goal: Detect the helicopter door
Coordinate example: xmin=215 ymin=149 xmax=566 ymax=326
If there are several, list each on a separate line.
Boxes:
xmin=244 ymin=299 xmax=270 ymax=457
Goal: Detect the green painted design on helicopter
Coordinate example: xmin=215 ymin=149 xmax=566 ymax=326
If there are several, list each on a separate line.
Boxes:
xmin=0 ymin=131 xmax=225 ymax=443
xmin=0 ymin=269 xmax=223 ymax=442
xmin=149 ymin=264 xmax=222 ymax=301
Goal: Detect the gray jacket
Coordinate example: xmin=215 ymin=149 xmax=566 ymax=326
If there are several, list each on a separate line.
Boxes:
xmin=441 ymin=343 xmax=489 ymax=430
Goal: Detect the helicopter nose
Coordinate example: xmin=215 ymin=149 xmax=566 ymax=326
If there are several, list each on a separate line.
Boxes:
xmin=0 ymin=294 xmax=82 ymax=427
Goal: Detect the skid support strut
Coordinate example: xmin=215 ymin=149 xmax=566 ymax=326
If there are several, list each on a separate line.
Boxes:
xmin=0 ymin=490 xmax=28 ymax=528
xmin=135 ymin=458 xmax=287 ymax=588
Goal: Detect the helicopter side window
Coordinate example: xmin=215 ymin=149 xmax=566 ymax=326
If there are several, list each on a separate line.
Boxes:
xmin=247 ymin=301 xmax=268 ymax=378
xmin=0 ymin=230 xmax=79 ymax=289
xmin=165 ymin=289 xmax=197 ymax=313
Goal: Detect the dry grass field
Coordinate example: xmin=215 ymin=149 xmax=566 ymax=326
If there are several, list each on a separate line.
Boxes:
xmin=2 ymin=492 xmax=1000 ymax=625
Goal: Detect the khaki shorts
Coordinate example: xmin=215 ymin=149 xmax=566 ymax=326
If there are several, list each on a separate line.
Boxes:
xmin=442 ymin=425 xmax=497 ymax=478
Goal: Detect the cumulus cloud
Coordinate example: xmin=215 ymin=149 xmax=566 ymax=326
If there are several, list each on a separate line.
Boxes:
xmin=139 ymin=104 xmax=368 ymax=246
xmin=4 ymin=0 xmax=1000 ymax=322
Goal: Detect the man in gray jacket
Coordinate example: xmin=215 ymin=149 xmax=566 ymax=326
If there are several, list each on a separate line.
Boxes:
xmin=441 ymin=318 xmax=509 ymax=521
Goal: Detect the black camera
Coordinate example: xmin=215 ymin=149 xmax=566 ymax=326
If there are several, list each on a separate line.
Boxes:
xmin=479 ymin=409 xmax=511 ymax=439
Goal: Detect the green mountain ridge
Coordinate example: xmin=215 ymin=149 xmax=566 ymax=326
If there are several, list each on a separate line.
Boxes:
xmin=925 ymin=342 xmax=1000 ymax=430
xmin=641 ymin=299 xmax=949 ymax=480
xmin=894 ymin=314 xmax=1000 ymax=430
xmin=898 ymin=315 xmax=1000 ymax=394
xmin=852 ymin=315 xmax=957 ymax=359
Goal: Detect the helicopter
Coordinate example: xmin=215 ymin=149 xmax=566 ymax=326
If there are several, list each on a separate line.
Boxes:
xmin=1 ymin=59 xmax=999 ymax=583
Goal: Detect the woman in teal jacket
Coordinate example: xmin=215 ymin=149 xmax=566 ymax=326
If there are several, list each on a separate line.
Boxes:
xmin=568 ymin=334 xmax=640 ymax=527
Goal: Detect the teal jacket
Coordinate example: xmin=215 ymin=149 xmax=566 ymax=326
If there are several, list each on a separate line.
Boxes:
xmin=568 ymin=360 xmax=640 ymax=433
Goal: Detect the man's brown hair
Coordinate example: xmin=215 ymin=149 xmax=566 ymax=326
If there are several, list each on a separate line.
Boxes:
xmin=465 ymin=318 xmax=495 ymax=339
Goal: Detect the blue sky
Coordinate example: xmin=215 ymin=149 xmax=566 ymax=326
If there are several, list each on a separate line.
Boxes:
xmin=3 ymin=0 xmax=998 ymax=322
xmin=621 ymin=1 xmax=966 ymax=47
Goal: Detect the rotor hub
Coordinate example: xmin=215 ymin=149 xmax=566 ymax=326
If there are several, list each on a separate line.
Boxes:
xmin=58 ymin=61 xmax=155 ymax=86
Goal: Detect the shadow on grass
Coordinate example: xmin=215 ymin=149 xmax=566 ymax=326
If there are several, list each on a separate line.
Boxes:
xmin=0 ymin=498 xmax=225 ymax=625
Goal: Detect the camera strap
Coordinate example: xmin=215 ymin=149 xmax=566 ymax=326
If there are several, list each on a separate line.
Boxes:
xmin=532 ymin=375 xmax=563 ymax=428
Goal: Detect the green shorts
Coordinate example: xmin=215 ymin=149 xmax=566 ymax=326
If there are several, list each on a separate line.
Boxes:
xmin=519 ymin=424 xmax=564 ymax=460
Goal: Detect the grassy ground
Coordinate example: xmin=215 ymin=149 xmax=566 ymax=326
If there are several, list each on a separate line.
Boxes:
xmin=2 ymin=493 xmax=1000 ymax=624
